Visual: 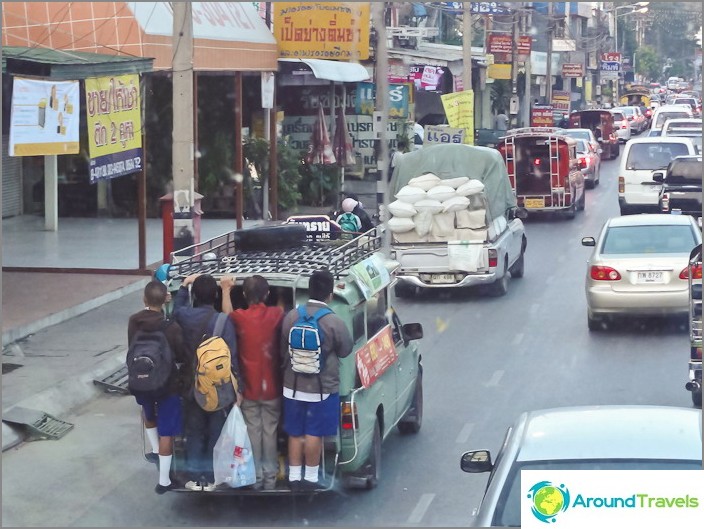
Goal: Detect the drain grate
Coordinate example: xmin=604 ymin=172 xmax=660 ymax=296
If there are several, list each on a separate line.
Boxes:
xmin=93 ymin=365 xmax=130 ymax=395
xmin=3 ymin=406 xmax=74 ymax=441
xmin=2 ymin=363 xmax=23 ymax=374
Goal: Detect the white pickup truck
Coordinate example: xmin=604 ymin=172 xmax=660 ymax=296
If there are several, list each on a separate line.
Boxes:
xmin=388 ymin=144 xmax=527 ymax=297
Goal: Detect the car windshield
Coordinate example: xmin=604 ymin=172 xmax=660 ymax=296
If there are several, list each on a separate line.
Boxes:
xmin=601 ymin=225 xmax=697 ymax=254
xmin=666 ymin=160 xmax=704 ymax=183
xmin=575 ymin=140 xmax=589 ymax=154
xmin=612 ymin=112 xmax=625 ymax=121
xmin=625 ymin=142 xmax=691 ymax=169
xmin=492 ymin=460 xmax=702 ymax=527
xmin=565 ymin=131 xmax=590 ymax=141
xmin=619 ymin=107 xmax=635 ymax=116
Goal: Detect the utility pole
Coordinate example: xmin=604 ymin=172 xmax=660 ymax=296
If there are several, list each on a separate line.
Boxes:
xmin=510 ymin=5 xmax=520 ymax=128
xmin=545 ymin=1 xmax=554 ymax=107
xmin=372 ymin=2 xmax=389 ymax=254
xmin=462 ymin=2 xmax=473 ymax=91
xmin=171 ymin=2 xmax=196 ymax=252
xmin=521 ymin=4 xmax=533 ymax=127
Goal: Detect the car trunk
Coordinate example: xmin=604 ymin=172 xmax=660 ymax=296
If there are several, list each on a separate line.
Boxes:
xmin=604 ymin=256 xmax=688 ymax=294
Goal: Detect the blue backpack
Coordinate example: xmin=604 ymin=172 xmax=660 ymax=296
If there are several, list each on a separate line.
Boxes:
xmin=288 ymin=306 xmax=333 ymax=376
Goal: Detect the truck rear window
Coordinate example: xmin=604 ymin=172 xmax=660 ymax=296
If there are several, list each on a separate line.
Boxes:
xmin=625 ymin=143 xmax=691 ymax=170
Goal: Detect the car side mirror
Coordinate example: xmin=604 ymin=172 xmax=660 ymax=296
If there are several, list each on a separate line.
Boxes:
xmin=652 ymin=172 xmax=664 ymax=182
xmin=402 ymin=323 xmax=423 ymax=341
xmin=582 ymin=237 xmax=596 ymax=247
xmin=508 ymin=207 xmax=528 ymax=220
xmin=460 ymin=450 xmax=493 ymax=473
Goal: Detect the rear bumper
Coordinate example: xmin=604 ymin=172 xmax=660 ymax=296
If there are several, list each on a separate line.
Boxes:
xmin=586 ymin=286 xmax=689 ymax=315
xmin=397 ymin=271 xmax=497 ymax=289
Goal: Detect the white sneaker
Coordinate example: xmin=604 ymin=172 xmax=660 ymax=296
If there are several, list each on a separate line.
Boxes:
xmin=202 ymin=482 xmax=217 ymax=492
xmin=184 ymin=481 xmax=203 ymax=491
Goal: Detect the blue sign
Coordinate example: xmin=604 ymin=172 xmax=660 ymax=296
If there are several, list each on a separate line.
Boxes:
xmin=437 ymin=2 xmax=510 ymax=14
xmin=355 ymin=82 xmax=410 ymax=119
xmin=600 ymin=61 xmax=620 ymax=72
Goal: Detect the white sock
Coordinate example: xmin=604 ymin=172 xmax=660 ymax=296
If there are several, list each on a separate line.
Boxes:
xmin=304 ymin=465 xmax=319 ymax=483
xmin=145 ymin=427 xmax=159 ymax=453
xmin=158 ymin=455 xmax=172 ymax=486
xmin=288 ymin=465 xmax=302 ymax=482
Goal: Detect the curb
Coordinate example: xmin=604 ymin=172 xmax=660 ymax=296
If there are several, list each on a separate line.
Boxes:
xmin=2 ymin=349 xmax=127 ymax=452
xmin=2 ymin=277 xmax=150 ymax=347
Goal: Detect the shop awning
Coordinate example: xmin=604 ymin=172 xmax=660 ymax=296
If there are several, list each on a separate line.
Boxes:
xmin=2 ymin=46 xmax=153 ymax=79
xmin=1 ymin=2 xmax=278 ymax=72
xmin=278 ymin=59 xmax=371 ymax=83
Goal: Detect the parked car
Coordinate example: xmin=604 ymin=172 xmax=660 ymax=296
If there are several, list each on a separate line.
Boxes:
xmin=581 ymin=214 xmax=702 ymax=330
xmin=653 ymin=155 xmax=703 ymax=217
xmin=460 ymin=405 xmax=703 ymax=527
xmin=574 ymin=138 xmax=601 ymax=188
xmin=617 ymin=136 xmax=698 ymax=215
xmin=610 ymin=109 xmax=632 ymax=143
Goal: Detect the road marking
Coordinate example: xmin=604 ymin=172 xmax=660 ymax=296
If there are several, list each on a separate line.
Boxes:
xmin=512 ymin=333 xmax=525 ymax=346
xmin=407 ymin=493 xmax=435 ymax=525
xmin=485 ymin=370 xmax=504 ymax=387
xmin=456 ymin=422 xmax=474 ymax=444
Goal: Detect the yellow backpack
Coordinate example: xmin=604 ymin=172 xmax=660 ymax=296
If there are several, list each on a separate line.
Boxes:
xmin=194 ymin=314 xmax=237 ymax=411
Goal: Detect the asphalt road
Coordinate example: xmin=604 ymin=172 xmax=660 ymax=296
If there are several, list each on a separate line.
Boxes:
xmin=1 ymin=149 xmax=694 ymax=527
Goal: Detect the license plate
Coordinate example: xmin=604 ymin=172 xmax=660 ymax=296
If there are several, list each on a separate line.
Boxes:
xmin=524 ymin=198 xmax=545 ymax=209
xmin=431 ymin=274 xmax=456 ymax=284
xmin=636 ymin=271 xmax=664 ymax=283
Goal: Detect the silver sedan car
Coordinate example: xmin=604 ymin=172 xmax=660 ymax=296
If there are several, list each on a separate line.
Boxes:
xmin=460 ymin=406 xmax=703 ymax=527
xmin=582 ymin=214 xmax=702 ymax=331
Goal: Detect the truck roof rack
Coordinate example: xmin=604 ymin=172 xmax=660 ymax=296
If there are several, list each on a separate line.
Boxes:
xmin=501 ymin=127 xmax=566 ymax=138
xmin=167 ymin=226 xmax=383 ymax=280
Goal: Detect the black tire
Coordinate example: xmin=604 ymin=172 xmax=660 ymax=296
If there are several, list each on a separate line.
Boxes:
xmin=692 ymin=390 xmax=702 ymax=408
xmin=564 ymin=201 xmax=577 ymax=220
xmin=577 ymin=191 xmax=586 ymax=211
xmin=588 ymin=312 xmax=603 ymax=332
xmin=611 ymin=144 xmax=620 ymax=159
xmin=585 ymin=179 xmax=595 ymax=190
xmin=398 ymin=373 xmax=423 ymax=435
xmin=364 ymin=420 xmax=382 ymax=489
xmin=488 ymin=259 xmax=510 ymax=297
xmin=509 ymin=251 xmax=525 ymax=279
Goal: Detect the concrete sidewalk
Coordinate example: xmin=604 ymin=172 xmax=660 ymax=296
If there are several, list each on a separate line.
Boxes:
xmin=1 ymin=215 xmax=266 ymax=452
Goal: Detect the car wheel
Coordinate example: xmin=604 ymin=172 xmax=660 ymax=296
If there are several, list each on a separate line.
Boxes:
xmin=588 ymin=312 xmax=603 ymax=332
xmin=509 ymin=251 xmax=525 ymax=279
xmin=692 ymin=390 xmax=702 ymax=408
xmin=394 ymin=282 xmax=409 ymax=299
xmin=398 ymin=373 xmax=423 ymax=435
xmin=595 ymin=169 xmax=601 ymax=186
xmin=364 ymin=420 xmax=382 ymax=489
xmin=578 ymin=191 xmax=586 ymax=211
xmin=488 ymin=259 xmax=510 ymax=297
xmin=585 ymin=178 xmax=595 ymax=190
xmin=564 ymin=201 xmax=577 ymax=220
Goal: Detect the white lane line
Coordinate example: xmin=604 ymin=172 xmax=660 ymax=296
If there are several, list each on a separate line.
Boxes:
xmin=512 ymin=333 xmax=525 ymax=346
xmin=456 ymin=422 xmax=474 ymax=444
xmin=485 ymin=370 xmax=504 ymax=387
xmin=407 ymin=493 xmax=436 ymax=525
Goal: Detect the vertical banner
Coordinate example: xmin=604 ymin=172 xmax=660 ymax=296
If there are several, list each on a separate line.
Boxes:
xmin=355 ymin=82 xmax=410 ymax=119
xmin=273 ymin=2 xmax=370 ymax=60
xmin=9 ymin=78 xmax=80 ymax=156
xmin=441 ymin=90 xmax=475 ymax=145
xmin=84 ymin=74 xmax=143 ymax=183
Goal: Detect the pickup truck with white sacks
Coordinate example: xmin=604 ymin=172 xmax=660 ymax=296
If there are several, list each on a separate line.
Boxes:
xmin=387 ymin=143 xmax=527 ymax=297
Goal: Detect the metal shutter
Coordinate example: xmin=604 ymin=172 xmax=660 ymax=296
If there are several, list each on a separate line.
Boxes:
xmin=2 ymin=134 xmax=22 ymax=218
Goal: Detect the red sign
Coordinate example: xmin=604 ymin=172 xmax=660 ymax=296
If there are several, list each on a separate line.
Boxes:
xmin=356 ymin=326 xmax=398 ymax=389
xmin=601 ymin=52 xmax=622 ymax=63
xmin=531 ymin=105 xmax=554 ymax=127
xmin=488 ymin=35 xmax=532 ymax=63
xmin=561 ymin=63 xmax=584 ymax=78
xmin=488 ymin=34 xmax=513 ymax=55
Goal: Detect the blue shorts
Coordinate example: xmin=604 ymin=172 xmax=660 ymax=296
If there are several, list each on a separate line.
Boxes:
xmin=283 ymin=394 xmax=340 ymax=437
xmin=136 ymin=394 xmax=183 ymax=437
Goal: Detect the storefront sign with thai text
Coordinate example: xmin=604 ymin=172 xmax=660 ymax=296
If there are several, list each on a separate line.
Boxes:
xmin=355 ymin=82 xmax=410 ymax=119
xmin=561 ymin=63 xmax=584 ymax=78
xmin=531 ymin=105 xmax=555 ymax=127
xmin=356 ymin=326 xmax=398 ymax=388
xmin=441 ymin=90 xmax=475 ymax=145
xmin=84 ymin=74 xmax=143 ymax=182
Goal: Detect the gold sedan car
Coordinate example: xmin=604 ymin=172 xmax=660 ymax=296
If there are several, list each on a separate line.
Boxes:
xmin=582 ymin=214 xmax=702 ymax=331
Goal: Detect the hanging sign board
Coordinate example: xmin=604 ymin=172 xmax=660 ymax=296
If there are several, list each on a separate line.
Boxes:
xmin=356 ymin=326 xmax=398 ymax=388
xmin=9 ymin=78 xmax=80 ymax=156
xmin=85 ymin=74 xmax=143 ymax=182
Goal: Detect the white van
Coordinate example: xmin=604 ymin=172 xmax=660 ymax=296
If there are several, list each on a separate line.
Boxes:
xmin=618 ymin=136 xmax=698 ymax=215
xmin=649 ymin=104 xmax=694 ymax=135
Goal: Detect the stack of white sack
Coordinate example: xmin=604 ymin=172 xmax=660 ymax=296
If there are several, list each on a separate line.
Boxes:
xmin=387 ymin=173 xmax=491 ymax=243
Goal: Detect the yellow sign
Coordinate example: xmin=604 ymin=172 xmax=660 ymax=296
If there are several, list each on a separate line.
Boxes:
xmin=273 ymin=2 xmax=370 ymax=60
xmin=487 ymin=63 xmax=511 ymax=80
xmin=441 ymin=90 xmax=475 ymax=145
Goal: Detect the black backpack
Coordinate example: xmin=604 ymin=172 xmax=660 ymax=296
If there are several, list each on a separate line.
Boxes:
xmin=126 ymin=320 xmax=174 ymax=399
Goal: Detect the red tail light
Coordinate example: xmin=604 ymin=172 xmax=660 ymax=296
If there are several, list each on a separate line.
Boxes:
xmin=533 ymin=158 xmax=542 ymax=166
xmin=681 ymin=263 xmax=703 ymax=280
xmin=661 ymin=193 xmax=670 ymax=212
xmin=621 ymin=123 xmax=627 ymax=129
xmin=627 ymin=116 xmax=634 ymax=120
xmin=590 ymin=266 xmax=622 ymax=281
xmin=646 ymin=110 xmax=652 ymax=117
xmin=341 ymin=402 xmax=358 ymax=431
xmin=488 ymin=249 xmax=498 ymax=268
xmin=692 ymin=346 xmax=703 ymax=360
xmin=618 ymin=177 xmax=625 ymax=193
xmin=578 ymin=157 xmax=587 ymax=169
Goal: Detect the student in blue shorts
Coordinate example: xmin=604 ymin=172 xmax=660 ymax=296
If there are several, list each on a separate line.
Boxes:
xmin=128 ymin=280 xmax=188 ymax=494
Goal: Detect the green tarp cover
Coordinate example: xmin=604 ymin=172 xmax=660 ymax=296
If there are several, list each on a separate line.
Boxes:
xmin=390 ymin=143 xmax=517 ymax=220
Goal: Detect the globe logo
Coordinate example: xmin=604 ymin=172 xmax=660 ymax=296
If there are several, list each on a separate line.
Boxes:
xmin=527 ymin=481 xmax=570 ymax=523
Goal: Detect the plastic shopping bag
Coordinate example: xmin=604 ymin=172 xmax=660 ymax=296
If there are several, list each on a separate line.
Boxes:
xmin=213 ymin=406 xmax=256 ymax=488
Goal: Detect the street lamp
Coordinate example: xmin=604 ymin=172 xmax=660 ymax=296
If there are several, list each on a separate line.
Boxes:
xmin=611 ymin=3 xmax=650 ymax=100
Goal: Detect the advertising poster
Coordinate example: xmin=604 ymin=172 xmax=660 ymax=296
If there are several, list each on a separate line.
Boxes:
xmin=355 ymin=82 xmax=410 ymax=118
xmin=9 ymin=78 xmax=80 ymax=156
xmin=84 ymin=74 xmax=143 ymax=183
xmin=441 ymin=90 xmax=475 ymax=144
xmin=356 ymin=326 xmax=399 ymax=388
xmin=349 ymin=254 xmax=391 ymax=300
xmin=551 ymin=90 xmax=571 ymax=111
xmin=531 ymin=106 xmax=555 ymax=127
xmin=424 ymin=125 xmax=465 ymax=145
xmin=273 ymin=2 xmax=370 ymax=60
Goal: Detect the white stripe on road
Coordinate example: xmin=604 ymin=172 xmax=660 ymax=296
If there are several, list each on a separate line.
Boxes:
xmin=485 ymin=370 xmax=504 ymax=387
xmin=407 ymin=493 xmax=436 ymax=525
xmin=456 ymin=422 xmax=474 ymax=444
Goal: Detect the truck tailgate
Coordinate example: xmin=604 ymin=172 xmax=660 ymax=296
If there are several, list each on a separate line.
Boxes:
xmin=394 ymin=244 xmax=489 ymax=273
